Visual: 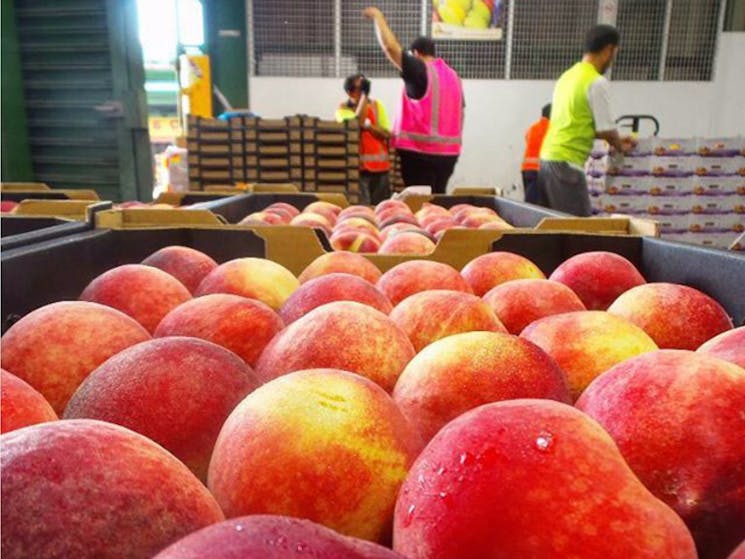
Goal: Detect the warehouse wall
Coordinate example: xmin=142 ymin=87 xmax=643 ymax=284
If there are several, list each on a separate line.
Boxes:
xmin=249 ymin=33 xmax=745 ymax=197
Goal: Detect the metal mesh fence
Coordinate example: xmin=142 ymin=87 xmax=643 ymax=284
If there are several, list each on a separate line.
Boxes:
xmin=252 ymin=0 xmax=335 ymax=77
xmin=510 ymin=0 xmax=597 ymax=80
xmin=665 ymin=0 xmax=721 ymax=80
xmin=340 ymin=0 xmax=421 ymax=77
xmin=249 ymin=0 xmax=724 ymax=81
xmin=613 ymin=0 xmax=667 ymax=80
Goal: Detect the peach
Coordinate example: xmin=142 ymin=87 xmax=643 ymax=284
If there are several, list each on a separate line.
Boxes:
xmin=207 ymin=369 xmax=422 ymax=542
xmin=729 ymin=541 xmax=745 ymax=559
xmin=64 ymin=337 xmax=257 ymax=481
xmin=255 ymin=301 xmax=414 ymax=392
xmin=379 ymin=222 xmax=420 ymax=241
xmin=423 ymin=217 xmax=458 ymax=236
xmin=697 ymin=326 xmax=745 ymax=368
xmin=375 ymin=200 xmax=411 ymax=216
xmin=304 ymin=201 xmax=342 ymax=221
xmin=1 ymin=419 xmax=224 ymax=559
xmin=263 ymin=206 xmax=296 ymax=222
xmin=548 ymin=251 xmax=647 ymax=310
xmin=1 ymin=301 xmax=150 ymax=413
xmin=478 ymin=220 xmax=514 ymax=231
xmin=280 ymin=273 xmax=392 ymax=324
xmin=1 ymin=200 xmax=19 ymax=213
xmin=299 ymin=252 xmax=382 ymax=285
xmin=378 ymin=232 xmax=435 ymax=255
xmin=459 ymin=213 xmax=504 ymax=229
xmin=415 ymin=202 xmax=451 ymax=221
xmin=377 ymin=260 xmax=472 ymax=306
xmin=267 ymin=202 xmax=301 ymax=218
xmin=330 ymin=230 xmax=382 ymax=253
xmin=1 ymin=369 xmax=57 ymax=433
xmin=239 ymin=211 xmax=286 ymax=226
xmin=154 ymin=515 xmax=407 ymax=559
xmin=335 ymin=216 xmax=380 ymax=234
xmin=141 ymin=245 xmax=218 ymax=294
xmin=195 ymin=257 xmax=299 ymax=311
xmin=608 ymin=283 xmax=734 ymax=350
xmin=393 ymin=332 xmax=570 ymax=442
xmin=154 ymin=294 xmax=284 ymax=367
xmin=80 ymin=264 xmax=191 ymax=333
xmin=520 ymin=310 xmax=658 ymax=400
xmin=290 ymin=213 xmax=333 ymax=235
xmin=393 ymin=399 xmax=697 ymax=559
xmin=378 ymin=212 xmax=418 ymax=229
xmin=483 ymin=279 xmax=586 ymax=334
xmin=576 ymin=350 xmax=745 ymax=559
xmin=390 ymin=290 xmax=506 ymax=352
xmin=461 ymin=252 xmax=546 ymax=296
xmin=339 ymin=205 xmax=377 ymax=222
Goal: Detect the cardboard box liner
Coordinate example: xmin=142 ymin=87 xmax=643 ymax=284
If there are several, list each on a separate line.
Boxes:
xmin=3 ymin=226 xmax=743 ymax=334
xmin=0 ymin=216 xmax=89 ymax=251
xmin=97 ymin=193 xmax=659 ymax=237
xmin=7 ymin=200 xmax=112 ymax=222
xmin=1 ymin=183 xmax=100 ymax=202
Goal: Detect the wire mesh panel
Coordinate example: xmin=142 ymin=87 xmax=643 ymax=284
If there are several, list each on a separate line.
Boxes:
xmin=248 ymin=0 xmax=723 ymax=82
xmin=252 ymin=0 xmax=335 ymax=77
xmin=340 ymin=0 xmax=421 ymax=77
xmin=613 ymin=0 xmax=667 ymax=80
xmin=664 ymin=0 xmax=721 ymax=81
xmin=511 ymin=0 xmax=598 ymax=80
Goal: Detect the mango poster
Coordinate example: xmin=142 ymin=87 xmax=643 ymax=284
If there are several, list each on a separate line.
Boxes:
xmin=432 ymin=0 xmax=504 ymax=40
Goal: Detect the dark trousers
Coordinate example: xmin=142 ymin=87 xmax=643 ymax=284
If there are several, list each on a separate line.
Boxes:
xmin=359 ymin=171 xmax=391 ymax=205
xmin=537 ymin=160 xmax=592 ymax=216
xmin=397 ymin=149 xmax=458 ymax=194
xmin=521 ymin=170 xmax=546 ymax=205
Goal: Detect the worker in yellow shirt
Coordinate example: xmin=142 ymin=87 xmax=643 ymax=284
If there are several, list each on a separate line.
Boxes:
xmin=335 ymin=74 xmax=391 ymax=205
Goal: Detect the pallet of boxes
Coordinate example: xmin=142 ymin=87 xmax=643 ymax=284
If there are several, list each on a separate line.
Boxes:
xmin=187 ymin=114 xmax=362 ymax=203
xmin=587 ymin=135 xmax=745 ymax=249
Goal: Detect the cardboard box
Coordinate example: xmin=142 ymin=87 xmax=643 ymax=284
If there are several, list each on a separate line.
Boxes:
xmin=4 ymin=225 xmax=742 ymax=333
xmin=646 ymin=176 xmax=695 ymax=196
xmin=605 ymin=176 xmax=650 ymax=195
xmin=696 ymin=156 xmax=745 ymax=177
xmin=0 ymin=215 xmax=89 ymax=251
xmin=650 ymin=137 xmax=698 ymax=156
xmin=693 ymin=176 xmax=745 ymax=196
xmin=696 ymin=137 xmax=744 ymax=157
xmin=607 ymin=155 xmax=651 ymax=177
xmin=650 ymin=156 xmax=695 ymax=177
xmin=644 ymin=194 xmax=693 ymax=216
xmin=730 ymin=232 xmax=745 ymax=251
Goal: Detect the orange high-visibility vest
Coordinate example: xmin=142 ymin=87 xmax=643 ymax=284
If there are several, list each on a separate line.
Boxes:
xmin=522 ymin=117 xmax=550 ymax=171
xmin=360 ymin=100 xmax=391 ymax=173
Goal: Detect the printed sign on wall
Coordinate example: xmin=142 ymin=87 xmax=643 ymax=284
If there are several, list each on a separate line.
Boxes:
xmin=432 ymin=0 xmax=504 ymax=40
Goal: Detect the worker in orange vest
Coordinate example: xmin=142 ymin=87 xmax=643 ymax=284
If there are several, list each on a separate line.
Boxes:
xmin=336 ymin=74 xmax=392 ymax=205
xmin=522 ymin=103 xmax=551 ymax=205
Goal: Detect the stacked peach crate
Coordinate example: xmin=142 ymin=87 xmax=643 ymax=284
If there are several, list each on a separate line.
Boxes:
xmin=187 ymin=115 xmax=362 ymax=202
xmin=587 ymin=136 xmax=745 ymax=249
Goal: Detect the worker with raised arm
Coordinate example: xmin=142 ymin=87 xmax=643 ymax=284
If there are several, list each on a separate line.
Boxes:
xmin=539 ymin=24 xmax=636 ymax=216
xmin=336 ymin=74 xmax=392 ymax=205
xmin=363 ymin=7 xmax=464 ymax=194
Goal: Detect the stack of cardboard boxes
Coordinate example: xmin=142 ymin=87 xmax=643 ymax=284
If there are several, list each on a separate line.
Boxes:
xmin=186 ymin=115 xmax=362 ymax=202
xmin=587 ymin=136 xmax=745 ymax=249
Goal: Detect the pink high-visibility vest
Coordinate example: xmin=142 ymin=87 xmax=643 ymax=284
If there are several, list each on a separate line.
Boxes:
xmin=393 ymin=58 xmax=463 ymax=156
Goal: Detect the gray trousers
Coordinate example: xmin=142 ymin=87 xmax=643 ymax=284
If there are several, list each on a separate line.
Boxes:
xmin=538 ymin=160 xmax=592 ymax=217
xmin=359 ymin=171 xmax=391 ymax=205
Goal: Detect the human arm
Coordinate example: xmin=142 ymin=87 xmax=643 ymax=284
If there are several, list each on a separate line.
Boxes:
xmin=588 ymin=77 xmax=635 ymax=154
xmin=363 ymin=7 xmax=403 ymax=71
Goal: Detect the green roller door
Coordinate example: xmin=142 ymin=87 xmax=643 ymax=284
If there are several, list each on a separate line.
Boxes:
xmin=14 ymin=0 xmax=152 ymax=201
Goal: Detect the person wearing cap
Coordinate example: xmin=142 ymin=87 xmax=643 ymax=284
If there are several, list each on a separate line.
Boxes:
xmin=335 ymin=74 xmax=392 ymax=205
xmin=363 ymin=7 xmax=464 ymax=194
xmin=522 ymin=103 xmax=551 ymax=205
xmin=539 ymin=24 xmax=636 ymax=216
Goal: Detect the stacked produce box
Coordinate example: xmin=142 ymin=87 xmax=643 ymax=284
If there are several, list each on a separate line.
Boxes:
xmin=587 ymin=136 xmax=745 ymax=249
xmin=187 ymin=115 xmax=362 ymax=202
